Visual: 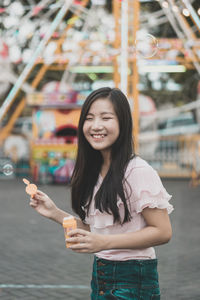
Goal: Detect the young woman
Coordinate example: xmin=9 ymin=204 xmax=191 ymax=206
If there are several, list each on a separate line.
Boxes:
xmin=30 ymin=87 xmax=173 ymax=299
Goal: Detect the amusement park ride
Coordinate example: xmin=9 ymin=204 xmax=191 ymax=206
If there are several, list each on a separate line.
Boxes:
xmin=0 ymin=0 xmax=200 ymax=182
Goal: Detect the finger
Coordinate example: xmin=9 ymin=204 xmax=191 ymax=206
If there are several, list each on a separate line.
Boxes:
xmin=68 ymin=228 xmax=90 ymax=237
xmin=70 ymin=246 xmax=93 ymax=253
xmin=69 ymin=243 xmax=89 ymax=250
xmin=36 ymin=190 xmax=48 ymax=197
xmin=30 ymin=197 xmax=37 ymax=203
xmin=29 ymin=200 xmax=38 ymax=207
xmin=33 ymin=194 xmax=48 ymax=202
xmin=66 ymin=236 xmax=87 ymax=244
xmin=72 ymin=249 xmax=90 ymax=253
xmin=30 ymin=196 xmax=38 ymax=202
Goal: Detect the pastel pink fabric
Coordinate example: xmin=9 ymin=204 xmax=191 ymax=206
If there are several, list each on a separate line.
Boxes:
xmin=84 ymin=157 xmax=173 ymax=261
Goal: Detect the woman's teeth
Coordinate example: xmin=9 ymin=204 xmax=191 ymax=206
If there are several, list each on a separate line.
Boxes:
xmin=92 ymin=134 xmax=105 ymax=139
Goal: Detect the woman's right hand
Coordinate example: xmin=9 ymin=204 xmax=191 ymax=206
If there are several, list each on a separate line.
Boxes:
xmin=29 ymin=190 xmax=58 ymax=219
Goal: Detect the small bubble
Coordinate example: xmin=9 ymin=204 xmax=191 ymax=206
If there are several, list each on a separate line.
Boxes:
xmin=2 ymin=163 xmax=14 ymax=176
xmin=135 ymin=34 xmax=159 ymax=59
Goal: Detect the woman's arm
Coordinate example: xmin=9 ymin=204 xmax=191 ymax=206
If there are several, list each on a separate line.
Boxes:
xmin=30 ymin=190 xmax=90 ymax=231
xmin=103 ymin=207 xmax=172 ymax=250
xmin=48 ymin=207 xmax=90 ymax=231
xmin=67 ymin=208 xmax=172 ymax=253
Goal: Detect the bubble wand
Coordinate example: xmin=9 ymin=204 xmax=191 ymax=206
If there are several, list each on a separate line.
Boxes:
xmin=23 ymin=178 xmax=38 ymax=198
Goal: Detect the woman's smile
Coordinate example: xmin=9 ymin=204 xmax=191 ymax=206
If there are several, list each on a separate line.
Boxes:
xmin=91 ymin=133 xmax=107 ymax=141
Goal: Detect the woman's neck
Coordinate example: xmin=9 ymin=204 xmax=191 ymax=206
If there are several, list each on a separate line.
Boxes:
xmin=100 ymin=149 xmax=111 ymax=178
xmin=100 ymin=164 xmax=109 ymax=178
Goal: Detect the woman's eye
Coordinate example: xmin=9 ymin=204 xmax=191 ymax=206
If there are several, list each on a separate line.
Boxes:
xmin=85 ymin=117 xmax=92 ymax=121
xmin=103 ymin=117 xmax=111 ymax=120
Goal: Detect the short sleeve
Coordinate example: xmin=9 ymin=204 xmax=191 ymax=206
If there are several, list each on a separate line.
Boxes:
xmin=126 ymin=164 xmax=173 ymax=214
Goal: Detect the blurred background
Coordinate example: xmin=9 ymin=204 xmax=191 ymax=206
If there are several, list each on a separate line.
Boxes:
xmin=0 ymin=0 xmax=200 ymax=184
xmin=0 ymin=0 xmax=200 ymax=299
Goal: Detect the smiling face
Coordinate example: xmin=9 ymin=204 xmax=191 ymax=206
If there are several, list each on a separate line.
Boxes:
xmin=83 ymin=98 xmax=120 ymax=159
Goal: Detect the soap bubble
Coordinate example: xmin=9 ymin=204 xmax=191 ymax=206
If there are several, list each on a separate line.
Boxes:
xmin=2 ymin=163 xmax=14 ymax=176
xmin=135 ymin=34 xmax=159 ymax=59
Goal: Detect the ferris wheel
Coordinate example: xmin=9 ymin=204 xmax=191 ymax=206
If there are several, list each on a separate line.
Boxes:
xmin=0 ymin=0 xmax=200 ymax=144
xmin=0 ymin=0 xmax=68 ymax=63
xmin=0 ymin=0 xmax=68 ymax=99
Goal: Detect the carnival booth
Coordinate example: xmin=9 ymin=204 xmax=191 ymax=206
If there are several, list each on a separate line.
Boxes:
xmin=27 ymin=84 xmax=81 ymax=184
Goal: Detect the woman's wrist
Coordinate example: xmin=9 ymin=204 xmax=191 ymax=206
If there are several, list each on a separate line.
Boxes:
xmin=100 ymin=234 xmax=110 ymax=251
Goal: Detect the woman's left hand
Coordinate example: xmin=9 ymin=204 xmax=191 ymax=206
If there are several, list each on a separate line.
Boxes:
xmin=67 ymin=228 xmax=105 ymax=253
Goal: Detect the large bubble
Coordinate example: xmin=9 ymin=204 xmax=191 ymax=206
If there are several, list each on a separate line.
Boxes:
xmin=135 ymin=33 xmax=159 ymax=59
xmin=2 ymin=163 xmax=14 ymax=176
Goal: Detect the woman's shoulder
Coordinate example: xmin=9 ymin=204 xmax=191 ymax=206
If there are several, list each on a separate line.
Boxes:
xmin=126 ymin=155 xmax=151 ymax=173
xmin=125 ymin=157 xmax=173 ymax=215
xmin=125 ymin=156 xmax=158 ymax=182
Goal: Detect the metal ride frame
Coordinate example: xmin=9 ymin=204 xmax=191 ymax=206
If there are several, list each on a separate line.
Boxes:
xmin=112 ymin=0 xmax=200 ymax=183
xmin=0 ymin=0 xmax=89 ymax=146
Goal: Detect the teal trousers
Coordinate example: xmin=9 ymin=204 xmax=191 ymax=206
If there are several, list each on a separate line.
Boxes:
xmin=91 ymin=256 xmax=160 ymax=300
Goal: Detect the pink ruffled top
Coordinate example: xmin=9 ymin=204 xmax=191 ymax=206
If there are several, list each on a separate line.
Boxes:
xmin=84 ymin=156 xmax=173 ymax=261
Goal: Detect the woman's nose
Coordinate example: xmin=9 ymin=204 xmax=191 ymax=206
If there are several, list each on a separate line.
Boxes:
xmin=91 ymin=119 xmax=103 ymax=130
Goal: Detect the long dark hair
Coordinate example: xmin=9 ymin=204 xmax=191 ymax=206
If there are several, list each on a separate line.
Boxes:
xmin=71 ymin=87 xmax=135 ymax=224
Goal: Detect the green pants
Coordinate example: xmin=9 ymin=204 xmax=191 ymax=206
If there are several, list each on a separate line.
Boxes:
xmin=91 ymin=256 xmax=160 ymax=300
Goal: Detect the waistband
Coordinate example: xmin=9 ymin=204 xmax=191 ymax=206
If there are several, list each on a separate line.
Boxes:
xmin=95 ymin=256 xmax=158 ymax=266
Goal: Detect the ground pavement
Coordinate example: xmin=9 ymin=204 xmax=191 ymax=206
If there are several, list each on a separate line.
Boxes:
xmin=0 ymin=178 xmax=200 ymax=300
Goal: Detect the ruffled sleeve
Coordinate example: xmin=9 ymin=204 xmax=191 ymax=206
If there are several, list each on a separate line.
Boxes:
xmin=126 ymin=162 xmax=173 ymax=214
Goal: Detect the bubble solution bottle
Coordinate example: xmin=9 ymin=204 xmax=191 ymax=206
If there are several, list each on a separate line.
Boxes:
xmin=63 ymin=216 xmax=77 ymax=248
